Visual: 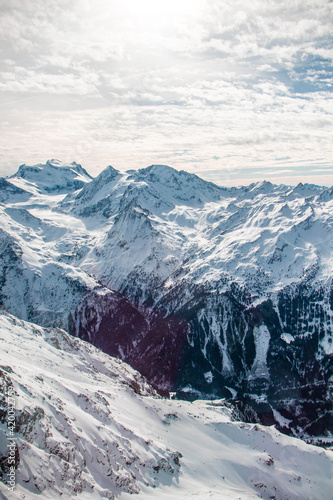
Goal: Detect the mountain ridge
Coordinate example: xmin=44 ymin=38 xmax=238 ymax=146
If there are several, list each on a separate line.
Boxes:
xmin=9 ymin=159 xmax=92 ymax=194
xmin=1 ymin=160 xmax=332 ymax=439
xmin=1 ymin=308 xmax=332 ymax=499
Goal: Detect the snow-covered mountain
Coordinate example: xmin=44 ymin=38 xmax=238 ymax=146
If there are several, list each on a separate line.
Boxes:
xmin=1 ymin=309 xmax=332 ymax=499
xmin=1 ymin=160 xmax=332 ymax=439
xmin=10 ymin=159 xmax=92 ymax=194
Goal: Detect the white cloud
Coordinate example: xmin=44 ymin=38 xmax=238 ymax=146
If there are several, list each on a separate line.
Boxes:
xmin=0 ymin=0 xmax=332 ymax=185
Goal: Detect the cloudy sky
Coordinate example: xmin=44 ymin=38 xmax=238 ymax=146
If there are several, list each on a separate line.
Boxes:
xmin=0 ymin=0 xmax=332 ymax=186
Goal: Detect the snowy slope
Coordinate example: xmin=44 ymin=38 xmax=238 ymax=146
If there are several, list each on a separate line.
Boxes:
xmin=9 ymin=159 xmax=92 ymax=194
xmin=57 ymin=165 xmax=333 ymax=312
xmin=0 ymin=309 xmax=332 ymax=500
xmin=3 ymin=161 xmax=333 ymax=313
xmin=0 ymin=160 xmax=332 ymax=438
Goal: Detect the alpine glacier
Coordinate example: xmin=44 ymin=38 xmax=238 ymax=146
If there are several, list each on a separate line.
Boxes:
xmin=0 ymin=160 xmax=332 ymax=439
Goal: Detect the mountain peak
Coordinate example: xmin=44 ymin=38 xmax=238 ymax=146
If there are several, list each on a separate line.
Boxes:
xmin=46 ymin=159 xmax=92 ymax=177
xmin=136 ymin=164 xmax=179 ymax=181
xmin=1 ymin=158 xmax=333 ymax=443
xmin=141 ymin=164 xmax=176 ymax=173
xmin=10 ymin=160 xmax=92 ymax=194
xmin=249 ymin=180 xmax=275 ymax=193
xmin=96 ymin=164 xmax=119 ymax=181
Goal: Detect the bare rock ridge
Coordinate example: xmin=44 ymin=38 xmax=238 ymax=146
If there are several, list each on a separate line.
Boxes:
xmin=0 ymin=160 xmax=332 ymax=439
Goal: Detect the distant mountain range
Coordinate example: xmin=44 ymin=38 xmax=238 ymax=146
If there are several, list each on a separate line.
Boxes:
xmin=1 ymin=159 xmax=332 ymax=439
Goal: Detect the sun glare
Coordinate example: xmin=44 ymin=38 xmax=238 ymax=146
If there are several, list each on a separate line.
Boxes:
xmin=121 ymin=0 xmax=205 ymax=32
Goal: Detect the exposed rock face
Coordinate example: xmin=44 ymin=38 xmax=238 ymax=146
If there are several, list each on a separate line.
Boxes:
xmin=158 ymin=285 xmax=333 ymax=437
xmin=1 ymin=160 xmax=332 ymax=438
xmin=2 ymin=309 xmax=332 ymax=499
